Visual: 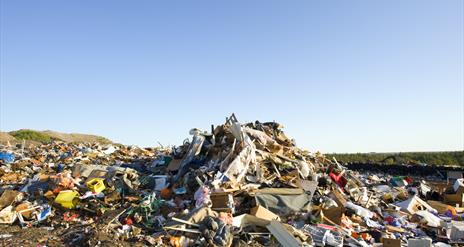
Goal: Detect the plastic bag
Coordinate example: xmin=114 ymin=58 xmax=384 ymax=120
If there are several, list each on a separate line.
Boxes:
xmin=194 ymin=186 xmax=211 ymax=208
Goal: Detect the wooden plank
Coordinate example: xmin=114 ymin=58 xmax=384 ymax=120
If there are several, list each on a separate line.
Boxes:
xmin=171 ymin=217 xmax=200 ymax=228
xmin=163 ymin=226 xmax=201 ymax=234
xmin=266 ymin=221 xmax=301 ymax=247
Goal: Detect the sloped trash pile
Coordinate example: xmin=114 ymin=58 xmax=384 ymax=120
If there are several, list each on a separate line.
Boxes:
xmin=1 ymin=115 xmax=464 ymax=247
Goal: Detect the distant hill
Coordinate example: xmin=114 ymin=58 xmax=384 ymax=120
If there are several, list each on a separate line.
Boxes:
xmin=0 ymin=129 xmax=113 ymax=145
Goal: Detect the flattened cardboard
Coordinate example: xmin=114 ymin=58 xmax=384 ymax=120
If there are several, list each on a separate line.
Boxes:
xmin=322 ymin=206 xmax=343 ymax=225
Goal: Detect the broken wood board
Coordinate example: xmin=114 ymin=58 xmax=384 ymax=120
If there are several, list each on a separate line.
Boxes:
xmin=266 ymin=221 xmax=301 ymax=247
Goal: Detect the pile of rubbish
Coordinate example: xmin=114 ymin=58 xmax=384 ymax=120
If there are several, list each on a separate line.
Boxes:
xmin=1 ymin=114 xmax=464 ymax=247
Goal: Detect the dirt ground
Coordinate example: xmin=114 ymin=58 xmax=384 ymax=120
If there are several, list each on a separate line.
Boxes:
xmin=0 ymin=225 xmax=61 ymax=247
xmin=0 ymin=225 xmax=135 ymax=247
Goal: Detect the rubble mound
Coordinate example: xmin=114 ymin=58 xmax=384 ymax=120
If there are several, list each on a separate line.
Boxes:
xmin=0 ymin=115 xmax=463 ymax=247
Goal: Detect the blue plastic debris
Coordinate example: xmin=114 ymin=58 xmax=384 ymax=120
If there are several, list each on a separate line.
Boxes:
xmin=21 ymin=174 xmax=50 ymax=194
xmin=0 ymin=152 xmax=14 ymax=163
xmin=37 ymin=205 xmax=52 ymax=222
xmin=56 ymin=163 xmax=65 ymax=172
xmin=174 ymin=187 xmax=187 ymax=195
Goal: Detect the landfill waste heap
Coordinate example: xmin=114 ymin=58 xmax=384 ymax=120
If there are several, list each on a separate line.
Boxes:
xmin=1 ymin=114 xmax=464 ymax=247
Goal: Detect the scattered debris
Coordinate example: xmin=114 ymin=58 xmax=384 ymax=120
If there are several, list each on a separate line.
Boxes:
xmin=1 ymin=114 xmax=463 ymax=246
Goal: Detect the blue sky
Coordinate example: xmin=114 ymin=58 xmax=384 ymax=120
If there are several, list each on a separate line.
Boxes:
xmin=1 ymin=1 xmax=463 ymax=153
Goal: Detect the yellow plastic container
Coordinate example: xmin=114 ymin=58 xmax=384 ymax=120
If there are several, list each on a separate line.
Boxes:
xmin=86 ymin=178 xmax=106 ymax=194
xmin=54 ymin=190 xmax=80 ymax=209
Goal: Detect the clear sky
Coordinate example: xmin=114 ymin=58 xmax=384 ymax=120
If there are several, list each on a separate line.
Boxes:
xmin=0 ymin=1 xmax=463 ymax=153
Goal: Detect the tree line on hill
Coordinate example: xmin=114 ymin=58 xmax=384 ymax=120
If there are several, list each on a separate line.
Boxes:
xmin=328 ymin=151 xmax=464 ymax=167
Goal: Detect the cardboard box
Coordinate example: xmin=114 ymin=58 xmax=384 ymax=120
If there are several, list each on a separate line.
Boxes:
xmin=210 ymin=192 xmax=234 ymax=213
xmin=250 ymin=205 xmax=280 ymax=221
xmin=444 ymin=193 xmax=464 ymax=207
xmin=382 ymin=238 xmax=401 ymax=247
